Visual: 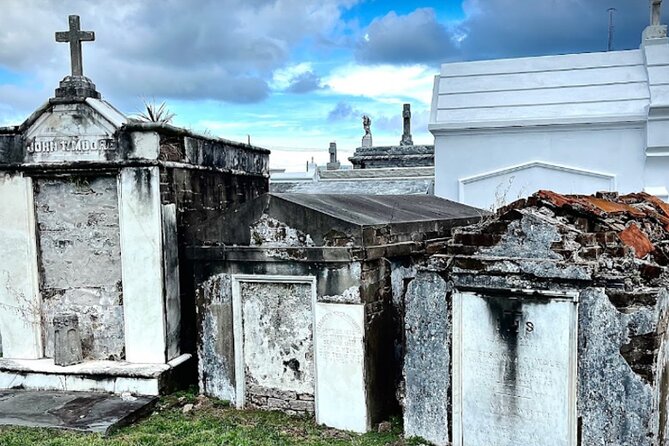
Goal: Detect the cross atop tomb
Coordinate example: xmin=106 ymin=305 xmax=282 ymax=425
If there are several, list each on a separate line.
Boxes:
xmin=400 ymin=103 xmax=413 ymax=146
xmin=56 ymin=15 xmax=95 ymax=77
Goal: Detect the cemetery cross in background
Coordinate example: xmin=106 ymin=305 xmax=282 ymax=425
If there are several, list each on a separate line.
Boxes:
xmin=56 ymin=15 xmax=95 ymax=77
xmin=653 ymin=0 xmax=663 ymax=26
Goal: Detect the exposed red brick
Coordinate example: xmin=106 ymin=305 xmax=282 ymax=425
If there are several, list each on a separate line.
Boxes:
xmin=618 ymin=224 xmax=654 ymax=258
xmin=585 ymin=197 xmax=645 ymax=218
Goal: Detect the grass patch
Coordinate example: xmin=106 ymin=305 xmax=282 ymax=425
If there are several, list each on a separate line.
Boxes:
xmin=0 ymin=392 xmax=428 ymax=446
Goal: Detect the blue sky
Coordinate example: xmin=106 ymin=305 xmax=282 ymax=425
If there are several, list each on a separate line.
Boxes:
xmin=0 ymin=0 xmax=663 ymax=170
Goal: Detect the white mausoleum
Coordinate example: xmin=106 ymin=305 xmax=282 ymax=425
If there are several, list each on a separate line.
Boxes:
xmin=431 ymin=6 xmax=669 ymax=209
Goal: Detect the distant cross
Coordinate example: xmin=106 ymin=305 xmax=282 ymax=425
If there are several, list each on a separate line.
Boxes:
xmin=400 ymin=103 xmax=413 ymax=146
xmin=56 ymin=15 xmax=95 ymax=77
xmin=652 ymin=0 xmax=663 ymax=26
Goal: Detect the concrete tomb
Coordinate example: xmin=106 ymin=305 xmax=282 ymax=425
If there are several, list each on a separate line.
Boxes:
xmin=350 ymin=104 xmax=434 ymax=170
xmin=0 ymin=15 xmax=269 ymax=396
xmin=189 ymin=193 xmax=482 ymax=432
xmin=404 ymin=191 xmax=669 ymax=446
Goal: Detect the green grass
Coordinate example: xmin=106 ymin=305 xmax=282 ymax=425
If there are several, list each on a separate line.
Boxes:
xmin=0 ymin=392 xmax=428 ymax=446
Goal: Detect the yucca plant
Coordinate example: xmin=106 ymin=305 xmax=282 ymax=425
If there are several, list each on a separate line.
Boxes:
xmin=136 ymin=100 xmax=175 ymax=124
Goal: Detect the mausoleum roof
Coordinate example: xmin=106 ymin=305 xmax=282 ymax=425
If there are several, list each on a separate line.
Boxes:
xmin=431 ymin=49 xmax=651 ymax=130
xmin=273 ymin=193 xmax=482 ymax=226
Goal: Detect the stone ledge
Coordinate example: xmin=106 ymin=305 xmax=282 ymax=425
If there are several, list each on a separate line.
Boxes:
xmin=0 ymin=354 xmax=191 ymax=379
xmin=0 ymin=354 xmax=191 ymax=396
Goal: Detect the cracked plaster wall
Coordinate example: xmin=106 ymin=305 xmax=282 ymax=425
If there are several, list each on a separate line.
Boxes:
xmin=35 ymin=176 xmax=124 ymax=361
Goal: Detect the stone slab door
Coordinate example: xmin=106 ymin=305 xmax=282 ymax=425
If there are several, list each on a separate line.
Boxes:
xmin=232 ymin=276 xmax=317 ymax=415
xmin=452 ymin=290 xmax=578 ymax=446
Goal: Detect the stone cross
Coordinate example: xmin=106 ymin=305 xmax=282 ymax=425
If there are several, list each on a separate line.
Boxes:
xmin=329 ymin=142 xmax=337 ymax=163
xmin=400 ymin=103 xmax=414 ymax=146
xmin=56 ymin=15 xmax=95 ymax=77
xmin=652 ymin=0 xmax=663 ymax=26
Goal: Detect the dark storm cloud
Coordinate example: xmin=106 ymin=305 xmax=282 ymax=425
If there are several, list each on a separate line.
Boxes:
xmin=327 ymin=101 xmax=361 ymax=122
xmin=286 ymin=71 xmax=322 ymax=93
xmin=355 ymin=8 xmax=459 ymax=64
xmin=0 ymin=0 xmax=357 ymax=105
xmin=355 ymin=1 xmax=668 ymax=65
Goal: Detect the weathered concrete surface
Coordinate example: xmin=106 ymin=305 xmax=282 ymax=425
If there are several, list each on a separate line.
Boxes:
xmin=349 ymin=144 xmax=434 ymax=169
xmin=53 ymin=313 xmax=83 ymax=366
xmin=578 ymin=288 xmax=656 ymax=446
xmin=0 ymin=354 xmax=192 ymax=395
xmin=197 ymin=274 xmax=236 ymax=403
xmin=241 ymin=282 xmax=314 ymax=396
xmin=410 ymin=191 xmax=669 ymax=445
xmin=250 ymin=215 xmax=315 ymax=248
xmin=0 ymin=389 xmax=156 ymax=435
xmin=403 ymin=271 xmax=450 ymax=446
xmin=35 ymin=176 xmax=124 ymax=361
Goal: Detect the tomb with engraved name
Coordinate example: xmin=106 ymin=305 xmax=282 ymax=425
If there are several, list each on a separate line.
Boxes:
xmin=404 ymin=190 xmax=669 ymax=446
xmin=189 ymin=193 xmax=482 ymax=432
xmin=0 ymin=15 xmax=269 ymax=395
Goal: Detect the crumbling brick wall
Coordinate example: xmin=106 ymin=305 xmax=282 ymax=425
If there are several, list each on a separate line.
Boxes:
xmin=404 ymin=191 xmax=669 ymax=446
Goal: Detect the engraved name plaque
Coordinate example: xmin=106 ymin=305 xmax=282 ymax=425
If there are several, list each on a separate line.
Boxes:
xmin=314 ymin=302 xmax=367 ymax=433
xmin=24 ymin=103 xmax=119 ymax=164
xmin=453 ymin=291 xmax=578 ymax=446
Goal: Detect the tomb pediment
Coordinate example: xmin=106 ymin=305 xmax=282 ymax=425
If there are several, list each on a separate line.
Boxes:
xmin=23 ymin=99 xmax=127 ymax=164
xmin=459 ymin=161 xmax=616 ymax=209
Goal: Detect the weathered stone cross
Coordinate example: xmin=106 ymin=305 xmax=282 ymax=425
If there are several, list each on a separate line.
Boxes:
xmin=55 ymin=15 xmax=95 ymax=77
xmin=652 ymin=0 xmax=663 ymax=26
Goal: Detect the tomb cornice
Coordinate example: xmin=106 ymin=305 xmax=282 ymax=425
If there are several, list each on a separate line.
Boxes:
xmin=185 ymin=245 xmax=361 ymax=263
xmin=121 ymin=122 xmax=271 ymax=155
xmin=0 ymin=159 xmax=270 ymax=177
xmin=429 ymin=115 xmax=647 ymax=135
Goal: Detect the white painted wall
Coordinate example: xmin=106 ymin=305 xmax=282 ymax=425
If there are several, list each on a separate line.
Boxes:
xmin=431 ymin=35 xmax=669 ymax=209
xmin=0 ymin=173 xmax=42 ymax=359
xmin=436 ymin=125 xmax=645 ymax=209
xmin=119 ymin=167 xmax=167 ymax=364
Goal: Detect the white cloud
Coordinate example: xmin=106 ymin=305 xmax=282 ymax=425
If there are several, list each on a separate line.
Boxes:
xmin=323 ymin=64 xmax=434 ymax=105
xmin=0 ymin=0 xmax=359 ymax=107
xmin=270 ymin=62 xmax=313 ymax=90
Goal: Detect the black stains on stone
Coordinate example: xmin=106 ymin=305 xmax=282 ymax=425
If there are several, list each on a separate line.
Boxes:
xmin=620 ymin=333 xmax=658 ymax=385
xmin=131 ymin=168 xmax=154 ymax=202
xmin=56 ymin=240 xmax=73 ymax=250
xmin=485 ymin=297 xmax=522 ymax=394
xmin=0 ymin=134 xmax=25 ymax=163
xmin=607 ymin=290 xmax=658 ymax=312
xmin=283 ymin=358 xmax=301 ymax=380
xmin=112 ymin=131 xmax=133 ymax=161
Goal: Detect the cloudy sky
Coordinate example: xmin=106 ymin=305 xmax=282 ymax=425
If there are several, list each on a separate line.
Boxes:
xmin=0 ymin=0 xmax=664 ymax=170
